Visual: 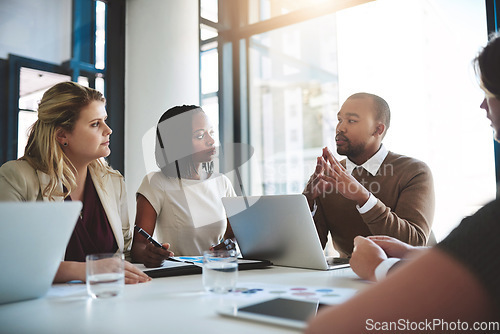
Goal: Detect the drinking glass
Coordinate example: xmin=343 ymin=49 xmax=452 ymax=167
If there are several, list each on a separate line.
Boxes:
xmin=86 ymin=253 xmax=125 ymax=298
xmin=202 ymin=250 xmax=238 ymax=294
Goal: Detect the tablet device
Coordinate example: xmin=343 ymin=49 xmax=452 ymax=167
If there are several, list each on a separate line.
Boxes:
xmin=217 ymin=297 xmax=327 ymax=330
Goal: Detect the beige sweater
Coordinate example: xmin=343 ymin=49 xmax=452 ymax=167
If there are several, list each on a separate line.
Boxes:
xmin=314 ymin=151 xmax=435 ymax=257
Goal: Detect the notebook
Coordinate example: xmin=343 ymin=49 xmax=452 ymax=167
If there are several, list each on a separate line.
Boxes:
xmin=222 ymin=194 xmax=350 ymax=270
xmin=140 ymin=257 xmax=272 ymax=278
xmin=0 ymin=201 xmax=82 ymax=304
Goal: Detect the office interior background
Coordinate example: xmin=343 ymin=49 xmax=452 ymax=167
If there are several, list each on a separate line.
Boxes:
xmin=0 ymin=0 xmax=498 ymax=247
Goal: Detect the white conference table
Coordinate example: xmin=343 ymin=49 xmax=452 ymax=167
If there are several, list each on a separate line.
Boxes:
xmin=0 ymin=266 xmax=370 ymax=334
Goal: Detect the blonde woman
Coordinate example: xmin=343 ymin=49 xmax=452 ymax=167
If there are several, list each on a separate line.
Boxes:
xmin=0 ymin=81 xmax=150 ymax=284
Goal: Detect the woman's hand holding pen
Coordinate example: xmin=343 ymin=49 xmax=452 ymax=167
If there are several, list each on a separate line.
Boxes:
xmin=143 ymin=241 xmax=174 ymax=268
xmin=132 ymin=225 xmax=175 ymax=268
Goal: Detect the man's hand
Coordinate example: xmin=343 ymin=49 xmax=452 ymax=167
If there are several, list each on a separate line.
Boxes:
xmin=349 ymin=236 xmax=387 ymax=281
xmin=303 ymin=156 xmax=332 ymax=210
xmin=320 ymin=147 xmax=370 ymax=207
xmin=367 ymin=235 xmax=421 ymax=259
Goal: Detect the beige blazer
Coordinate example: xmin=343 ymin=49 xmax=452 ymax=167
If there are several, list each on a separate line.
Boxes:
xmin=0 ymin=160 xmax=132 ymax=259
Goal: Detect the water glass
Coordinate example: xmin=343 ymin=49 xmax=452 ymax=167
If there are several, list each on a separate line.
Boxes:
xmin=202 ymin=250 xmax=238 ymax=294
xmin=86 ymin=253 xmax=125 ymax=299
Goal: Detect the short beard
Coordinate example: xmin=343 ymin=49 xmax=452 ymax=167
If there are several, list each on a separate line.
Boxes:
xmin=336 ymin=141 xmax=366 ymax=159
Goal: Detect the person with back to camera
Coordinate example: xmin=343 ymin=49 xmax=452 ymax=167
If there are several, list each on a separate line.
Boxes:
xmin=131 ymin=105 xmax=237 ymax=267
xmin=303 ymin=92 xmax=435 ymax=257
xmin=0 ymin=81 xmax=151 ymax=284
xmin=306 ymin=33 xmax=500 ymax=333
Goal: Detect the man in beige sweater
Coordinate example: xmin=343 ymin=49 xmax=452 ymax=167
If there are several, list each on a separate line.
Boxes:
xmin=303 ymin=92 xmax=435 ymax=257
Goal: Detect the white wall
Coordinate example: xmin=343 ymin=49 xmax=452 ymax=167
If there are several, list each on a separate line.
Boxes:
xmin=125 ymin=0 xmax=200 ymax=219
xmin=0 ymin=0 xmax=71 ymax=63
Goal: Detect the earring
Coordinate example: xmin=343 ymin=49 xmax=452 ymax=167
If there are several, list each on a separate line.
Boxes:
xmin=63 ymin=143 xmax=68 ymax=146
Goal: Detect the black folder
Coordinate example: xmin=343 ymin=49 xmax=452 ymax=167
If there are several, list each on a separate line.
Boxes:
xmin=144 ymin=258 xmax=272 ymax=278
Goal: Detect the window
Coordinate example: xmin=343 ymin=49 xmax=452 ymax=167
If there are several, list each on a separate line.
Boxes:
xmin=17 ymin=68 xmax=71 ymax=158
xmin=247 ymin=0 xmax=330 ymax=24
xmin=248 ymin=14 xmax=339 ymax=195
xmin=202 ymin=0 xmax=495 ymax=243
xmin=200 ymin=0 xmax=220 ymax=145
xmin=13 ymin=1 xmax=108 ymax=160
xmin=333 ymin=0 xmax=492 ymax=240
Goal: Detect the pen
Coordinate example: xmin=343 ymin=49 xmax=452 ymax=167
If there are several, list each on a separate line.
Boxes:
xmin=134 ymin=225 xmax=182 ymax=263
xmin=134 ymin=225 xmax=166 ymax=249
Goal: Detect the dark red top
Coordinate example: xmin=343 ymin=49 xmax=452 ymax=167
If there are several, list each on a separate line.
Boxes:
xmin=64 ymin=170 xmax=118 ymax=262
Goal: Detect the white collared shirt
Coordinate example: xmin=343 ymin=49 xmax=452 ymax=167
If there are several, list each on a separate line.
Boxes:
xmin=346 ymin=144 xmax=389 ymax=213
xmin=374 ymin=257 xmax=401 ymax=281
xmin=345 ymin=144 xmax=389 ymax=176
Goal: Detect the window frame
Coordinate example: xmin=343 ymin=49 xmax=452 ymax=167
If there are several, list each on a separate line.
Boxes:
xmin=200 ymin=0 xmax=374 ymax=194
xmin=1 ymin=0 xmax=125 ymax=173
xmin=486 ymin=0 xmax=500 ymax=196
xmin=200 ymin=0 xmax=500 ymax=197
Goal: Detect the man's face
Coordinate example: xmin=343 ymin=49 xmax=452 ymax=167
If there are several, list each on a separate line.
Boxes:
xmin=480 ymin=95 xmax=500 ymax=142
xmin=335 ymin=97 xmax=379 ymax=158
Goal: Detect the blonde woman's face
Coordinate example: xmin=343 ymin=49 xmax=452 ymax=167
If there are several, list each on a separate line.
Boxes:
xmin=63 ymin=100 xmax=112 ymax=165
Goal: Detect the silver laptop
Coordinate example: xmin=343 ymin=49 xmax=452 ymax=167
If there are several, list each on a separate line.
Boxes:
xmin=222 ymin=194 xmax=350 ymax=270
xmin=0 ymin=201 xmax=82 ymax=304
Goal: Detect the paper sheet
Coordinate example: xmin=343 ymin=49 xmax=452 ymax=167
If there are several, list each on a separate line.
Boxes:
xmin=213 ymin=282 xmax=358 ymax=305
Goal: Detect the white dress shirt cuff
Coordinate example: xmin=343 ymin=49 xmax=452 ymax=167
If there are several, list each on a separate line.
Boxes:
xmin=356 ymin=193 xmax=377 ymax=214
xmin=374 ymin=258 xmax=401 ymax=281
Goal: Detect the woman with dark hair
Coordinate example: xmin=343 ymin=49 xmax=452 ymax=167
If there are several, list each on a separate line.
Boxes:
xmin=131 ymin=105 xmax=236 ymax=267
